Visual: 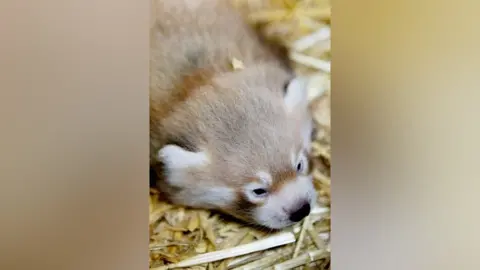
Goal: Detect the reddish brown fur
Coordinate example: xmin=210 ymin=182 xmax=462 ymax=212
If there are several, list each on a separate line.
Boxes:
xmin=267 ymin=143 xmax=306 ymax=193
xmin=155 ymin=68 xmax=216 ymax=120
xmin=229 ymin=191 xmax=257 ymax=222
xmin=270 ymin=170 xmax=297 ymax=193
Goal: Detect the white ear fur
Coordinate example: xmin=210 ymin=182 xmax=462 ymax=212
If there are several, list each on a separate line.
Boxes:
xmin=157 ymin=144 xmax=210 ymax=169
xmin=301 ymin=116 xmax=314 ymax=151
xmin=284 ymin=77 xmax=314 ymax=151
xmin=283 ymin=76 xmax=309 ymax=114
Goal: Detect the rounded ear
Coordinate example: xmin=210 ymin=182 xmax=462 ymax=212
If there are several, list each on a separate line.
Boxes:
xmin=283 ymin=76 xmax=314 ymax=151
xmin=283 ymin=76 xmax=309 ymax=114
xmin=301 ymin=115 xmax=314 ymax=152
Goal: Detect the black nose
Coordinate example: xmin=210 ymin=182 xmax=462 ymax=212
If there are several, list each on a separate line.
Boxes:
xmin=289 ymin=202 xmax=311 ymax=222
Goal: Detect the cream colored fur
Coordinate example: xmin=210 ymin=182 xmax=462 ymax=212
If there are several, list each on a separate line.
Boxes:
xmin=150 ymin=0 xmax=316 ymax=228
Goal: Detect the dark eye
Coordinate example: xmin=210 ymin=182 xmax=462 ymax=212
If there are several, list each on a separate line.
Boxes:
xmin=253 ymin=188 xmax=267 ymax=196
xmin=296 ymin=160 xmax=304 ymax=172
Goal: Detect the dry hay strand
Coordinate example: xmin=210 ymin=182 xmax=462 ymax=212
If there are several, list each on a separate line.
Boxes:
xmin=150 ymin=0 xmax=331 ymax=269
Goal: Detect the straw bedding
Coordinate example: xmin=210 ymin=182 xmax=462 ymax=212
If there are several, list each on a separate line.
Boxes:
xmin=149 ymin=0 xmax=331 ymax=269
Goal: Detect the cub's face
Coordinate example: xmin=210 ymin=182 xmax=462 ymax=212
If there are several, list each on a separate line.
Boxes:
xmin=234 ymin=146 xmax=315 ymax=229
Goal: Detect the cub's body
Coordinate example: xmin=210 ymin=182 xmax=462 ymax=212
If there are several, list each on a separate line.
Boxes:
xmin=150 ymin=0 xmax=315 ymax=229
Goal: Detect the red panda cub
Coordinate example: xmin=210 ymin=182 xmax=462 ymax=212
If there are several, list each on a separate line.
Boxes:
xmin=150 ymin=0 xmax=315 ymax=229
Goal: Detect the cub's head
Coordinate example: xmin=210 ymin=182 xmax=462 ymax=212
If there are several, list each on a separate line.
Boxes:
xmin=156 ymin=75 xmax=316 ymax=229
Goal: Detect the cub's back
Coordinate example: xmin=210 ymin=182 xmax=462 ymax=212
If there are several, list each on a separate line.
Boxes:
xmin=150 ymin=0 xmax=289 ymax=102
xmin=149 ymin=0 xmax=293 ymax=163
